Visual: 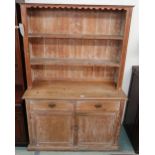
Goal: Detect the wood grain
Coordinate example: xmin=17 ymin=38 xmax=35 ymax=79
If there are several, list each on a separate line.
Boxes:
xmin=25 ymin=3 xmax=133 ymax=11
xmin=30 ymin=58 xmax=120 ymax=67
xmin=21 ymin=5 xmax=32 ymax=88
xmin=21 ymin=4 xmax=133 ymax=151
xmin=26 ymin=99 xmax=123 ymax=150
xmin=28 ymin=33 xmax=123 ymax=40
xmin=77 ymin=112 xmax=117 ymax=146
xmin=29 ymin=38 xmax=121 ymax=60
xmin=31 ymin=112 xmax=74 ymax=146
xmin=31 ymin=66 xmax=117 ymax=82
xmin=76 ymin=101 xmax=120 ymax=112
xmin=21 ymin=4 xmax=131 ymax=89
xmin=29 ymin=100 xmax=74 ymax=111
xmin=23 ymin=81 xmax=126 ymax=100
xmin=117 ymin=8 xmax=133 ymax=88
xmin=28 ymin=9 xmax=125 ymax=36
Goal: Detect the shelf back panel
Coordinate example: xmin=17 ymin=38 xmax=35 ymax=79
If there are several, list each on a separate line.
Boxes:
xmin=28 ymin=8 xmax=125 ymax=36
xmin=31 ymin=66 xmax=117 ymax=83
xmin=29 ymin=38 xmax=121 ymax=62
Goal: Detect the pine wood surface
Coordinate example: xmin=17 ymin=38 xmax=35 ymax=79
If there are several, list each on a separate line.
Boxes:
xmin=26 ymin=99 xmax=122 ymax=151
xmin=25 ymin=3 xmax=133 ymax=10
xmin=27 ymin=8 xmax=125 ymax=36
xmin=29 ymin=38 xmax=121 ymax=62
xmin=30 ymin=58 xmax=120 ymax=67
xmin=28 ymin=33 xmax=123 ymax=40
xmin=23 ymin=81 xmax=126 ymax=100
xmin=22 ymin=4 xmax=132 ymax=88
xmin=21 ymin=4 xmax=133 ymax=151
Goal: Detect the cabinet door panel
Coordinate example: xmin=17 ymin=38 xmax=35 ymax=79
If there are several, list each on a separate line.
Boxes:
xmin=31 ymin=112 xmax=74 ymax=147
xmin=77 ymin=112 xmax=117 ymax=146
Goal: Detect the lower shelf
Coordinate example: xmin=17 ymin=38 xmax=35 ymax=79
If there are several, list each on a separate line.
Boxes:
xmin=30 ymin=58 xmax=120 ymax=67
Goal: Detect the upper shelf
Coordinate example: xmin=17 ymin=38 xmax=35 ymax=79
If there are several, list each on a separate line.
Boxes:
xmin=30 ymin=58 xmax=120 ymax=67
xmin=28 ymin=33 xmax=124 ymax=40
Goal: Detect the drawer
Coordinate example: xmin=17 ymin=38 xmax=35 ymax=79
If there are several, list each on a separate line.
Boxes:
xmin=76 ymin=101 xmax=120 ymax=112
xmin=29 ymin=100 xmax=74 ymax=111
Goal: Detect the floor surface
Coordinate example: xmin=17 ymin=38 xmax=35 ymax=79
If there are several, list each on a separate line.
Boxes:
xmin=15 ymin=127 xmax=136 ymax=155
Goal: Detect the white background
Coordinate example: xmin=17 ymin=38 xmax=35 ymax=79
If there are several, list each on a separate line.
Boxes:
xmin=1 ymin=0 xmax=155 ymax=155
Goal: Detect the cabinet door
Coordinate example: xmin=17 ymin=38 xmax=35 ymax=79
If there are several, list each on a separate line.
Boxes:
xmin=30 ymin=112 xmax=74 ymax=147
xmin=76 ymin=101 xmax=120 ymax=148
xmin=76 ymin=112 xmax=118 ymax=147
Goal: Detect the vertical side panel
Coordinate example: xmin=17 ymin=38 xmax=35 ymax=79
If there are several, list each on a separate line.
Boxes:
xmin=25 ymin=100 xmax=34 ymax=145
xmin=117 ymin=8 xmax=133 ymax=88
xmin=20 ymin=4 xmax=32 ymax=87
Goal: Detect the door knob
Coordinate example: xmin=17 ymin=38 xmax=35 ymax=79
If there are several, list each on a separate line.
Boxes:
xmin=48 ymin=103 xmax=56 ymax=108
xmin=94 ymin=104 xmax=102 ymax=108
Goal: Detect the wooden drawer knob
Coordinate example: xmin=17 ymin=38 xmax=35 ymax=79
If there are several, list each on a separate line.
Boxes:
xmin=48 ymin=103 xmax=56 ymax=108
xmin=94 ymin=104 xmax=102 ymax=108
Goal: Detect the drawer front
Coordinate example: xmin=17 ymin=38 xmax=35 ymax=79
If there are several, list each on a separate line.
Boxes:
xmin=29 ymin=100 xmax=74 ymax=111
xmin=76 ymin=101 xmax=120 ymax=112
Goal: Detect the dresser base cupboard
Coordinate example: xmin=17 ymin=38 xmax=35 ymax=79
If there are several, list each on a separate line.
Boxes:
xmin=23 ymin=82 xmax=126 ymax=151
xmin=26 ymin=99 xmax=125 ymax=151
xmin=21 ymin=4 xmax=133 ymax=151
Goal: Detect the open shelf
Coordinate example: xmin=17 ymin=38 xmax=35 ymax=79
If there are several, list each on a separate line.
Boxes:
xmin=28 ymin=33 xmax=124 ymax=40
xmin=24 ymin=5 xmax=131 ymax=89
xmin=30 ymin=58 xmax=120 ymax=67
xmin=23 ymin=81 xmax=126 ymax=100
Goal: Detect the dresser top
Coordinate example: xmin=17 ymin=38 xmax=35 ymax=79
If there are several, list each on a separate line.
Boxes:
xmin=23 ymin=81 xmax=127 ymax=100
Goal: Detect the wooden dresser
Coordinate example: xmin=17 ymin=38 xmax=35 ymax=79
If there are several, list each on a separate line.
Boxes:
xmin=21 ymin=4 xmax=133 ymax=151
